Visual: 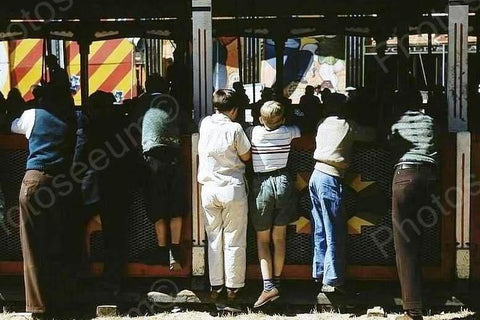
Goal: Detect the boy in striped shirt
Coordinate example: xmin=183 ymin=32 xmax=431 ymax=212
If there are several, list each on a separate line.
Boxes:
xmin=246 ymin=101 xmax=301 ymax=308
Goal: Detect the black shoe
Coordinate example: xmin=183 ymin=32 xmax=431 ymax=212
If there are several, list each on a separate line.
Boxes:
xmin=169 ymin=245 xmax=183 ymax=271
xmin=138 ymin=246 xmax=169 ymax=265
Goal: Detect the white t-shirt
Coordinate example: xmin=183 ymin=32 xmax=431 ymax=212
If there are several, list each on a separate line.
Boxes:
xmin=197 ymin=113 xmax=251 ymax=186
xmin=11 ymin=109 xmax=36 ymax=139
xmin=246 ymin=125 xmax=301 ymax=173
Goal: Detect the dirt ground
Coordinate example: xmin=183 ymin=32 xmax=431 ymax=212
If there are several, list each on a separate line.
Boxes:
xmin=96 ymin=311 xmax=476 ymax=320
xmin=2 ymin=310 xmax=476 ymax=320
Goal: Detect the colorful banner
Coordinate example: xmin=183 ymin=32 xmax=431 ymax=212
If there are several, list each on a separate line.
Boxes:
xmin=262 ymin=36 xmax=346 ymax=103
xmin=214 ymin=36 xmax=347 ymax=104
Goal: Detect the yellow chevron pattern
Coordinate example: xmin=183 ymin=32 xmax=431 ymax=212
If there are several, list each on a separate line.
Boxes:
xmin=67 ymin=39 xmax=134 ymax=105
xmin=8 ymin=39 xmax=43 ymax=99
xmin=0 ymin=42 xmax=10 ymax=96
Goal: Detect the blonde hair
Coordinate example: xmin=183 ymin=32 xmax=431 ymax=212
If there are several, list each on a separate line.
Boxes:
xmin=260 ymin=101 xmax=285 ymax=130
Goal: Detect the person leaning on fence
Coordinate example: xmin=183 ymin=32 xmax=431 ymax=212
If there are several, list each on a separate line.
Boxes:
xmin=309 ymin=93 xmax=375 ymax=295
xmin=389 ymin=90 xmax=438 ymax=320
xmin=10 ymin=84 xmax=76 ymax=319
xmin=86 ymin=91 xmax=137 ymax=294
xmin=197 ymin=89 xmax=251 ymax=302
xmin=245 ymin=101 xmax=301 ymax=308
xmin=137 ymin=74 xmax=185 ymax=271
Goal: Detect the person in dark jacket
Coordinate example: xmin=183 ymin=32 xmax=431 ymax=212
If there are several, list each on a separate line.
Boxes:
xmin=389 ymin=90 xmax=438 ymax=320
xmin=86 ymin=91 xmax=137 ymax=293
xmin=299 ymin=85 xmax=322 ymax=132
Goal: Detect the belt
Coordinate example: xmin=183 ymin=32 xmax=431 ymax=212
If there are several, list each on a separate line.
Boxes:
xmin=255 ymin=168 xmax=288 ymax=177
xmin=395 ymin=163 xmax=436 ymax=170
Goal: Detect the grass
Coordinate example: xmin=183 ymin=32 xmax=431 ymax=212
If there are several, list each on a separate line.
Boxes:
xmin=88 ymin=310 xmax=477 ymax=320
xmin=0 ymin=309 xmax=476 ymax=320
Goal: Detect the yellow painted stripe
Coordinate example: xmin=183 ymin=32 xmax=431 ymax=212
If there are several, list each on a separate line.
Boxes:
xmin=88 ymin=42 xmax=132 ymax=94
xmin=67 ymin=40 xmax=133 ymax=104
xmin=113 ymin=68 xmax=133 ymax=95
xmin=89 ymin=64 xmax=117 ymax=93
xmin=66 ymin=42 xmax=80 ymax=76
xmin=16 ymin=58 xmax=42 ymax=97
xmin=88 ymin=41 xmax=107 ymax=62
xmin=9 ymin=39 xmax=41 ymax=70
xmin=66 ymin=41 xmax=105 ymax=76
xmin=68 ymin=41 xmax=105 ymax=106
xmin=1 ymin=42 xmax=10 ymax=96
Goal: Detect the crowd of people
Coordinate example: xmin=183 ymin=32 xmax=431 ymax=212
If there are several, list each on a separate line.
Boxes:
xmin=197 ymin=86 xmax=438 ymax=320
xmin=1 ymin=54 xmax=440 ymax=320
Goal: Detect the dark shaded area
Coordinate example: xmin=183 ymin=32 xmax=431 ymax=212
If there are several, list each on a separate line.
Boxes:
xmin=0 ymin=277 xmax=478 ymax=318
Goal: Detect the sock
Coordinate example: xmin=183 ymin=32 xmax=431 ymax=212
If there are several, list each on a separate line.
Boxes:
xmin=407 ymin=309 xmax=423 ymax=317
xmin=263 ymin=279 xmax=276 ymax=292
xmin=273 ymin=277 xmax=281 ymax=289
xmin=313 ymin=277 xmax=322 ymax=283
xmin=211 ymin=285 xmax=223 ymax=293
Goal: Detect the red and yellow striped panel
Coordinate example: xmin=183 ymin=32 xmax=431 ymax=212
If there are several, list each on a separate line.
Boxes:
xmin=8 ymin=39 xmax=43 ymax=101
xmin=66 ymin=39 xmax=135 ymax=105
xmin=0 ymin=42 xmax=10 ymax=97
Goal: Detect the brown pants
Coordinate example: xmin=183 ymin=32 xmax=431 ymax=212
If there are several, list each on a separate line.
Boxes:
xmin=19 ymin=170 xmax=65 ymax=313
xmin=392 ymin=164 xmax=437 ymax=311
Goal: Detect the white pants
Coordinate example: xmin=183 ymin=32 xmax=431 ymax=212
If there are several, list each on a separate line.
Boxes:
xmin=201 ymin=184 xmax=248 ymax=288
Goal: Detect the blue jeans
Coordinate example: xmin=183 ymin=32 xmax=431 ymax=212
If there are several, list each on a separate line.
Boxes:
xmin=309 ymin=169 xmax=345 ymax=286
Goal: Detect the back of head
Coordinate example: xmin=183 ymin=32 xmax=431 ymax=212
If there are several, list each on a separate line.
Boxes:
xmin=32 ymin=85 xmax=45 ymax=100
xmin=6 ymin=88 xmax=25 ymax=117
xmin=213 ymin=89 xmax=238 ymax=112
xmin=260 ymin=101 xmax=285 ymax=130
xmin=88 ymin=90 xmax=115 ymax=119
xmin=324 ymin=93 xmax=347 ymax=117
xmin=145 ymin=74 xmax=168 ymax=94
xmin=394 ymin=89 xmax=423 ymax=115
xmin=45 ymin=54 xmax=58 ymax=68
xmin=261 ymin=87 xmax=273 ymax=101
xmin=305 ymin=85 xmax=315 ymax=95
xmin=7 ymin=88 xmax=23 ymax=102
xmin=321 ymin=88 xmax=332 ymax=101
xmin=233 ymin=82 xmax=244 ymax=92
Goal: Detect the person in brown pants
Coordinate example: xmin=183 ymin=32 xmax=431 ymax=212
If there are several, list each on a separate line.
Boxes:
xmin=11 ymin=84 xmax=76 ymax=317
xmin=389 ymin=90 xmax=438 ymax=320
xmin=19 ymin=171 xmax=66 ymax=316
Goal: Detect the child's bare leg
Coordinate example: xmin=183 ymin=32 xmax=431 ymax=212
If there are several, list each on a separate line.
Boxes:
xmin=170 ymin=217 xmax=182 ymax=245
xmin=257 ymin=230 xmax=273 ymax=280
xmin=272 ymin=226 xmax=287 ymax=278
xmin=169 ymin=217 xmax=183 ymax=271
xmin=254 ymin=228 xmax=281 ymax=308
xmin=154 ymin=219 xmax=168 ymax=247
